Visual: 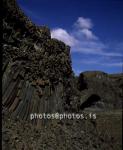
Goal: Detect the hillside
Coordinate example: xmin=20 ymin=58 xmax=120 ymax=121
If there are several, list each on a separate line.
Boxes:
xmin=77 ymin=71 xmax=123 ymax=110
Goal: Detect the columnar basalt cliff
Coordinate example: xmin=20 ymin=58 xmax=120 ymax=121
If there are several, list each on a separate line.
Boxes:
xmin=3 ymin=0 xmax=74 ymax=120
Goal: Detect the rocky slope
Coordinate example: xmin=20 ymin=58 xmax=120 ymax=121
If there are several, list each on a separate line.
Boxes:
xmin=2 ymin=0 xmax=123 ymax=150
xmin=77 ymin=71 xmax=123 ymax=110
xmin=2 ymin=0 xmax=76 ymax=125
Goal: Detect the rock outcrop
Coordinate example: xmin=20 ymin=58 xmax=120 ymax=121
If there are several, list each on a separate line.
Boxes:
xmin=2 ymin=0 xmax=74 ymax=125
xmin=77 ymin=71 xmax=123 ymax=110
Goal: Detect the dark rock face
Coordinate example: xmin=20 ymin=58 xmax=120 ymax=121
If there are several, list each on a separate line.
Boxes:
xmin=80 ymin=94 xmax=101 ymax=110
xmin=2 ymin=0 xmax=73 ymax=123
xmin=77 ymin=73 xmax=88 ymax=91
xmin=77 ymin=71 xmax=123 ymax=110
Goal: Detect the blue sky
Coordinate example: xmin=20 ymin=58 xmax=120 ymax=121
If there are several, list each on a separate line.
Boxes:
xmin=17 ymin=0 xmax=123 ymax=75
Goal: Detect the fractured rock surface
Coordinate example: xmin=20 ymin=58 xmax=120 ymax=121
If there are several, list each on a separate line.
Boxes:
xmin=77 ymin=71 xmax=123 ymax=110
xmin=2 ymin=0 xmax=74 ymax=124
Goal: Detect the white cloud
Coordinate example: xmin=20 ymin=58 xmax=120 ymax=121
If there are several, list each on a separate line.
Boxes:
xmin=51 ymin=17 xmax=123 ymax=58
xmin=74 ymin=58 xmax=122 ymax=67
xmin=51 ymin=28 xmax=77 ymax=46
xmin=102 ymin=62 xmax=122 ymax=67
xmin=99 ymin=52 xmax=122 ymax=57
xmin=71 ymin=40 xmax=107 ymax=55
xmin=74 ymin=17 xmax=97 ymax=40
xmin=75 ymin=17 xmax=93 ymax=29
xmin=81 ymin=29 xmax=98 ymax=40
